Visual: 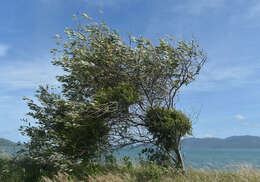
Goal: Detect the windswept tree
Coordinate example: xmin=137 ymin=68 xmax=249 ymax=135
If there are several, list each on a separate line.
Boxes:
xmin=20 ymin=14 xmax=206 ymax=171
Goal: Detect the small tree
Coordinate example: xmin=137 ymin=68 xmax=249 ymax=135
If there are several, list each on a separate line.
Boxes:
xmin=20 ymin=14 xmax=206 ymax=172
xmin=143 ymin=107 xmax=192 ymax=169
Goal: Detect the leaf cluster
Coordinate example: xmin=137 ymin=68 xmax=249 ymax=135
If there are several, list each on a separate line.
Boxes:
xmin=145 ymin=107 xmax=192 ymax=151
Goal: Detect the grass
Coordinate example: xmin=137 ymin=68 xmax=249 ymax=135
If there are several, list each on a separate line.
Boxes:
xmin=42 ymin=164 xmax=260 ymax=182
xmin=1 ymin=152 xmax=260 ymax=182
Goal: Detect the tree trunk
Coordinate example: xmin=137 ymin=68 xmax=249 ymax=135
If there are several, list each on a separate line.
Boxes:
xmin=175 ymin=148 xmax=185 ymax=171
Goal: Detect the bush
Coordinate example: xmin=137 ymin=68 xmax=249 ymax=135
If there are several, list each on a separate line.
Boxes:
xmin=0 ymin=157 xmax=57 ymax=182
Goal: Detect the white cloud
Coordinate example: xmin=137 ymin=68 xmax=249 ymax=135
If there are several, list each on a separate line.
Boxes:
xmin=0 ymin=56 xmax=63 ymax=90
xmin=182 ymin=57 xmax=260 ymax=92
xmin=235 ymin=114 xmax=245 ymax=120
xmin=0 ymin=44 xmax=9 ymax=57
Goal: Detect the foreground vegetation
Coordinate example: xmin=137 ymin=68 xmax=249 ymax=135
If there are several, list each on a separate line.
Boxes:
xmin=51 ymin=167 xmax=260 ymax=182
xmin=1 ymin=154 xmax=260 ymax=182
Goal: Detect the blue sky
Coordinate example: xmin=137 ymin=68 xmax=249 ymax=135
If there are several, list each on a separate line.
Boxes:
xmin=1 ymin=0 xmax=260 ymax=142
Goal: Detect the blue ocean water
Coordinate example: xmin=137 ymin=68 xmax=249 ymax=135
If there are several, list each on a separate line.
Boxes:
xmin=2 ymin=145 xmax=260 ymax=170
xmin=115 ymin=146 xmax=260 ymax=169
xmin=182 ymin=148 xmax=260 ymax=169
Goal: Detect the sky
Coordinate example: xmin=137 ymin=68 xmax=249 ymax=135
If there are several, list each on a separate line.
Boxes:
xmin=1 ymin=0 xmax=260 ymax=142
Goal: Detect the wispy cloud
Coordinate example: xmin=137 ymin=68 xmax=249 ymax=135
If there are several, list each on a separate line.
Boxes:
xmin=0 ymin=44 xmax=9 ymax=57
xmin=0 ymin=56 xmax=63 ymax=90
xmin=235 ymin=114 xmax=245 ymax=120
xmin=183 ymin=58 xmax=260 ymax=92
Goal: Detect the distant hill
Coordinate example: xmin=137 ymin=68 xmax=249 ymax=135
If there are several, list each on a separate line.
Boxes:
xmin=182 ymin=135 xmax=260 ymax=149
xmin=0 ymin=138 xmax=17 ymax=146
xmin=1 ymin=135 xmax=260 ymax=149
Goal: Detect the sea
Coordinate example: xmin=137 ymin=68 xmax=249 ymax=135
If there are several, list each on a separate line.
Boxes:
xmin=115 ymin=146 xmax=260 ymax=170
xmin=2 ymin=146 xmax=260 ymax=170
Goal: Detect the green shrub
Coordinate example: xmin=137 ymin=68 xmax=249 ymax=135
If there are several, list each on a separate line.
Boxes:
xmin=0 ymin=157 xmax=57 ymax=182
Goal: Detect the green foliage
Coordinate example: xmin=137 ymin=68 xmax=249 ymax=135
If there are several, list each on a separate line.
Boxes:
xmin=0 ymin=157 xmax=56 ymax=182
xmin=122 ymin=156 xmax=133 ymax=170
xmin=143 ymin=107 xmax=192 ymax=168
xmin=20 ymin=86 xmax=116 ymax=171
xmin=136 ymin=161 xmax=168 ymax=182
xmin=141 ymin=148 xmax=172 ymax=167
xmin=95 ymin=82 xmax=140 ymax=113
xmin=20 ymin=13 xmax=205 ymax=173
xmin=145 ymin=107 xmax=192 ymax=151
xmin=104 ymin=154 xmax=117 ymax=166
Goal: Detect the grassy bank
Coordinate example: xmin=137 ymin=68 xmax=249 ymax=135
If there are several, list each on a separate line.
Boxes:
xmin=1 ymin=153 xmax=260 ymax=182
xmin=2 ymin=161 xmax=260 ymax=182
xmin=43 ymin=164 xmax=260 ymax=182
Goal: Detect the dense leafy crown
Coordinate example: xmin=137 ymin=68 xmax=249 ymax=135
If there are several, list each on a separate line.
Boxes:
xmin=145 ymin=107 xmax=192 ymax=150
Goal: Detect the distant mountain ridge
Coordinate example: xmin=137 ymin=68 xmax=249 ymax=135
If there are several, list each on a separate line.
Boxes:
xmin=1 ymin=135 xmax=260 ymax=148
xmin=0 ymin=138 xmax=17 ymax=146
xmin=183 ymin=135 xmax=260 ymax=149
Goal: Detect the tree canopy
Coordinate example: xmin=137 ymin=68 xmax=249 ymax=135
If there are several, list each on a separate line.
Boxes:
xmin=20 ymin=14 xmax=206 ymax=171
